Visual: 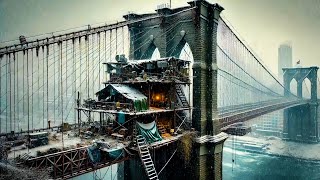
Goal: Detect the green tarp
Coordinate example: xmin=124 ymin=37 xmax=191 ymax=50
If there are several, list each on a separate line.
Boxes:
xmin=136 ymin=121 xmax=162 ymax=143
xmin=134 ymin=99 xmax=148 ymax=112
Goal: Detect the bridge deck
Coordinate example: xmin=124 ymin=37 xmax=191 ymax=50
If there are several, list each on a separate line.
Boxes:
xmin=217 ymin=99 xmax=309 ymax=128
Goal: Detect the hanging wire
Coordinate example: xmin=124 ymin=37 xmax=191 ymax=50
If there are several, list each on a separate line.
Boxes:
xmin=0 ymin=55 xmax=2 ymax=133
xmin=9 ymin=53 xmax=12 ymax=133
xmin=46 ymin=44 xmax=49 ymax=128
xmin=5 ymin=54 xmax=8 ymax=133
xmin=13 ymin=53 xmax=16 ymax=134
xmin=86 ymin=34 xmax=89 ymax=98
xmin=73 ymin=38 xmax=77 ymax=126
xmin=98 ymin=32 xmax=101 ymax=92
xmin=42 ymin=45 xmax=45 ymax=128
xmin=59 ymin=41 xmax=64 ymax=148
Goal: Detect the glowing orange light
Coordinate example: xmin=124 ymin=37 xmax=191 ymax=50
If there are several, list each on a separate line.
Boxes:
xmin=155 ymin=95 xmax=160 ymax=100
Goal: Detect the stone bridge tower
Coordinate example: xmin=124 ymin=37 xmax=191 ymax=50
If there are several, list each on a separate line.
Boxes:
xmin=283 ymin=67 xmax=319 ymax=143
xmin=123 ymin=0 xmax=228 ymax=179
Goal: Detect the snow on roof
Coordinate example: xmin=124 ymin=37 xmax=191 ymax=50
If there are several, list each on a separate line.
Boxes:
xmin=99 ymin=84 xmax=147 ymax=101
xmin=29 ymin=131 xmax=48 ymax=136
xmin=103 ymin=57 xmax=190 ymax=65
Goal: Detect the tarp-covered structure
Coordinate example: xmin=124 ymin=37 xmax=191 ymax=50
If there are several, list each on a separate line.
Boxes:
xmin=104 ymin=57 xmax=191 ymax=83
xmin=96 ymin=84 xmax=148 ymax=111
xmin=136 ymin=121 xmax=162 ymax=143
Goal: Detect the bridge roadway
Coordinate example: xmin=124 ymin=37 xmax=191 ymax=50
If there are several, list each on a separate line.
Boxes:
xmin=217 ymin=98 xmax=310 ymax=128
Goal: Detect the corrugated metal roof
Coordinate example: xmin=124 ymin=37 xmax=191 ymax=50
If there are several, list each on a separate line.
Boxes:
xmin=107 ymin=84 xmax=147 ymax=101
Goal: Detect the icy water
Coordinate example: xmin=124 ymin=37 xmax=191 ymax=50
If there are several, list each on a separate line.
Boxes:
xmin=72 ymin=144 xmax=320 ymax=180
xmin=223 ymin=146 xmax=320 ymax=180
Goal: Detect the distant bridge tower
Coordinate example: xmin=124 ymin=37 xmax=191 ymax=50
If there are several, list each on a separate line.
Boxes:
xmin=123 ymin=0 xmax=227 ymax=179
xmin=283 ymin=67 xmax=319 ymax=143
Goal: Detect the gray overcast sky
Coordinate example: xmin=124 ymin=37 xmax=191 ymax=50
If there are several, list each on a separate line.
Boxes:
xmin=0 ymin=0 xmax=319 ymax=75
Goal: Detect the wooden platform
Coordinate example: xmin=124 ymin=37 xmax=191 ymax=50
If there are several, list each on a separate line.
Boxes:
xmin=76 ymin=107 xmax=190 ymax=115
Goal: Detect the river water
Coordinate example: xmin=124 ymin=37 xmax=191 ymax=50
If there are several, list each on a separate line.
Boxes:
xmin=223 ymin=146 xmax=320 ymax=180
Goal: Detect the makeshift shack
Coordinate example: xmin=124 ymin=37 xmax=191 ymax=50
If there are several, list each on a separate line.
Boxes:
xmin=96 ymin=84 xmax=148 ymax=112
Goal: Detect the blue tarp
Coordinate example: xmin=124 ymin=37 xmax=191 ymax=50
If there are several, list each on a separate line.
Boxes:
xmin=136 ymin=121 xmax=162 ymax=143
xmin=118 ymin=111 xmax=125 ymax=124
xmin=87 ymin=144 xmax=101 ymax=163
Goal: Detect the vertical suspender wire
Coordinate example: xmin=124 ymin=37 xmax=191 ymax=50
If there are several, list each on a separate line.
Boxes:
xmin=13 ymin=53 xmax=16 ymax=133
xmin=92 ymin=34 xmax=95 ymax=96
xmin=98 ymin=33 xmax=101 ymax=93
xmin=3 ymin=54 xmax=7 ymax=132
xmin=79 ymin=37 xmax=82 ymax=98
xmin=42 ymin=45 xmax=45 ymax=129
xmin=86 ymin=35 xmax=89 ymax=98
xmin=104 ymin=31 xmax=107 ymax=83
xmin=37 ymin=47 xmax=40 ymax=129
xmin=22 ymin=51 xmax=25 ymax=133
xmin=57 ymin=44 xmax=60 ymax=122
xmin=27 ymin=50 xmax=30 ymax=152
xmin=9 ymin=53 xmax=12 ymax=133
xmin=53 ymin=42 xmax=56 ymax=125
xmin=13 ymin=52 xmax=16 ymax=158
xmin=104 ymin=31 xmax=107 ymax=61
xmin=109 ymin=31 xmax=112 ymax=61
xmin=65 ymin=41 xmax=68 ymax=124
xmin=0 ymin=55 xmax=2 ymax=133
xmin=0 ymin=55 xmax=2 ymax=134
xmin=73 ymin=38 xmax=76 ymax=126
xmin=57 ymin=42 xmax=60 ymax=127
xmin=46 ymin=43 xmax=49 ymax=129
xmin=116 ymin=28 xmax=118 ymax=57
xmin=60 ymin=41 xmax=64 ymax=148
xmin=6 ymin=54 xmax=8 ymax=133
xmin=31 ymin=49 xmax=34 ymax=131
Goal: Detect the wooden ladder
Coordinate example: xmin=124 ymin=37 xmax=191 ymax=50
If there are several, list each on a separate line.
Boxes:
xmin=136 ymin=135 xmax=159 ymax=180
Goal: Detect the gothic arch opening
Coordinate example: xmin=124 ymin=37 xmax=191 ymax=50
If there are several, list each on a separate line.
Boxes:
xmin=151 ymin=47 xmax=160 ymax=59
xmin=290 ymin=78 xmax=298 ymax=96
xmin=302 ymin=78 xmax=311 ymax=99
xmin=179 ymin=42 xmax=194 ymax=107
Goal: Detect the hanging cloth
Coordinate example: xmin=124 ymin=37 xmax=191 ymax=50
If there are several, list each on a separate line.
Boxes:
xmin=118 ymin=111 xmax=125 ymax=124
xmin=136 ymin=121 xmax=162 ymax=143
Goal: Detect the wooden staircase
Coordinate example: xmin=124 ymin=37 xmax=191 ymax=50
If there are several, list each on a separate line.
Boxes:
xmin=157 ymin=124 xmax=166 ymax=135
xmin=136 ymin=135 xmax=159 ymax=180
xmin=175 ymin=84 xmax=189 ymax=107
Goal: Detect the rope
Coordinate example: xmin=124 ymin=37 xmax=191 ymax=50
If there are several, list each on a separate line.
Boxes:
xmin=158 ymin=148 xmax=177 ymax=175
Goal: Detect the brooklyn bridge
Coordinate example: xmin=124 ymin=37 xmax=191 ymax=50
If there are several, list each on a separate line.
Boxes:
xmin=0 ymin=0 xmax=319 ymax=180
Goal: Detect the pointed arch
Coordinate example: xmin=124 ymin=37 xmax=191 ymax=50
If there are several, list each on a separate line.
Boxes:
xmin=151 ymin=48 xmax=160 ymax=60
xmin=290 ymin=79 xmax=298 ymax=96
xmin=179 ymin=42 xmax=194 ymax=108
xmin=302 ymin=78 xmax=311 ymax=99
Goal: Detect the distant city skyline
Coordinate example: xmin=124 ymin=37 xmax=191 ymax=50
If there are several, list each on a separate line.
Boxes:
xmin=0 ymin=0 xmax=320 ymax=75
xmin=278 ymin=42 xmax=293 ymax=77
